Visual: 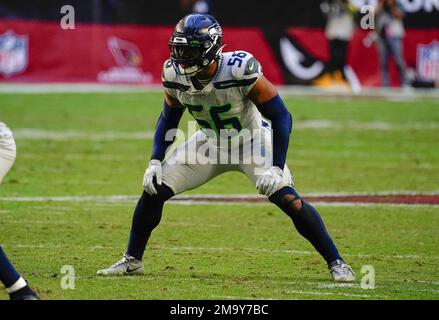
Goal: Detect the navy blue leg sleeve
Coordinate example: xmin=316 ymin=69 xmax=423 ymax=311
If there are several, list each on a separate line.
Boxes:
xmin=269 ymin=187 xmax=343 ymax=265
xmin=127 ymin=184 xmax=174 ymax=261
xmin=0 ymin=246 xmax=21 ymax=288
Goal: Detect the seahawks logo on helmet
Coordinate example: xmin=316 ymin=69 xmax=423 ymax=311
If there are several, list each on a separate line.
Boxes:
xmin=169 ymin=14 xmax=223 ymax=76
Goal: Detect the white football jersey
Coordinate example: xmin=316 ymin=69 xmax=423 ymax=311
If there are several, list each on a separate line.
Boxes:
xmin=0 ymin=122 xmax=13 ymax=139
xmin=162 ymin=51 xmax=264 ymax=142
xmin=0 ymin=121 xmax=16 ymax=163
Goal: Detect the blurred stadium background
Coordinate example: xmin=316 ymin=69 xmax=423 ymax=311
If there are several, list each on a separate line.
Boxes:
xmin=0 ymin=0 xmax=438 ymax=90
xmin=0 ymin=0 xmax=438 ymax=300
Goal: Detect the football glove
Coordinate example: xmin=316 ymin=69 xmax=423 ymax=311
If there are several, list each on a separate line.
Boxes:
xmin=143 ymin=159 xmax=162 ymax=195
xmin=256 ymin=166 xmax=283 ymax=196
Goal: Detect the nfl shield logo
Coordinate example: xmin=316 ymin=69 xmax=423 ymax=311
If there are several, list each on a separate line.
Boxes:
xmin=0 ymin=30 xmax=28 ymax=78
xmin=417 ymin=41 xmax=439 ymax=82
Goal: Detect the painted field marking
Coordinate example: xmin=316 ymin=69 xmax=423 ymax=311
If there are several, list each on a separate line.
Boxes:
xmin=1 ymin=192 xmax=439 ymax=205
xmin=10 ymin=120 xmax=439 ymax=141
xmin=12 ymin=129 xmax=154 ymax=141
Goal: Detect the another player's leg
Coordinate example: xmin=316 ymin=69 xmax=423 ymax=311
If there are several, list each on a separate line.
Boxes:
xmin=0 ymin=246 xmax=39 ymax=300
xmin=268 ymin=186 xmax=355 ymax=282
xmin=0 ymin=126 xmax=39 ymax=299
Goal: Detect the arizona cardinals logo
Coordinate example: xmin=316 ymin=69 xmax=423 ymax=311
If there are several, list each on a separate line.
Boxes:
xmin=263 ymin=28 xmax=325 ymax=85
xmin=98 ymin=36 xmax=152 ymax=84
xmin=108 ymin=36 xmax=142 ymax=67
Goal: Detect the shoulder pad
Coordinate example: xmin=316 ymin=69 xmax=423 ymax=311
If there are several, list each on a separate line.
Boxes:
xmin=243 ymin=56 xmax=261 ymax=76
xmin=162 ymin=59 xmax=177 ymax=82
xmin=229 ymin=51 xmax=261 ymax=79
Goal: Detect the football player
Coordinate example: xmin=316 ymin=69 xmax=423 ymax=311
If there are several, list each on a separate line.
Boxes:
xmin=0 ymin=122 xmax=39 ymax=300
xmin=98 ymin=14 xmax=355 ymax=282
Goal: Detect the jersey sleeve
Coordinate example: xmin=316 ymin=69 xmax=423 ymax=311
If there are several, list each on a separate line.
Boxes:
xmin=229 ymin=51 xmax=263 ymax=97
xmin=161 ymin=59 xmax=178 ymax=99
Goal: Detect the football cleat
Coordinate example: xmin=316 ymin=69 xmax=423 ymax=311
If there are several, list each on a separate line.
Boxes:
xmin=96 ymin=253 xmax=144 ymax=276
xmin=328 ymin=259 xmax=356 ymax=282
xmin=9 ymin=285 xmax=40 ymax=300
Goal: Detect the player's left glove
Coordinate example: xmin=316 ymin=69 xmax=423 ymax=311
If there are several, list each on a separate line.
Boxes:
xmin=256 ymin=166 xmax=283 ymax=196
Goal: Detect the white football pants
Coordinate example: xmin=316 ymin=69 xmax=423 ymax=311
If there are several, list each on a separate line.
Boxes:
xmin=161 ymin=126 xmax=294 ymax=195
xmin=0 ymin=124 xmax=16 ymax=184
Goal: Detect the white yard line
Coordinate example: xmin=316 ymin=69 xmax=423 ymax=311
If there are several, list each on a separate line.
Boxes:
xmin=12 ymin=129 xmax=154 ymax=140
xmin=0 ymin=195 xmax=139 ymax=202
xmin=22 ymin=153 xmax=145 ymax=162
xmin=1 ymin=83 xmax=439 ymax=101
xmin=294 ymin=120 xmax=439 ymax=130
xmin=9 ymin=120 xmax=439 ymax=142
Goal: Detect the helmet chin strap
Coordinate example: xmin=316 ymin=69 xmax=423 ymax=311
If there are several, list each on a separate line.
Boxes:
xmin=216 ymin=44 xmax=226 ymax=57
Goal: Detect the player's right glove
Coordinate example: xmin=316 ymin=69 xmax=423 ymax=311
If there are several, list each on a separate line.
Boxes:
xmin=256 ymin=166 xmax=283 ymax=197
xmin=142 ymin=159 xmax=162 ymax=195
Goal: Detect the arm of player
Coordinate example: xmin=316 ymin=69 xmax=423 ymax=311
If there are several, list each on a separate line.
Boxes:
xmin=151 ymin=92 xmax=185 ymax=161
xmin=143 ymin=92 xmax=184 ymax=195
xmin=249 ymin=75 xmax=293 ymax=196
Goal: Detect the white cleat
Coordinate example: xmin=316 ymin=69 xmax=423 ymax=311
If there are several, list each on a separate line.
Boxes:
xmin=329 ymin=259 xmax=356 ymax=282
xmin=97 ymin=253 xmax=144 ymax=276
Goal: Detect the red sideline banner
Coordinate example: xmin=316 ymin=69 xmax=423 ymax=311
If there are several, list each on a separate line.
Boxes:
xmin=0 ymin=19 xmax=438 ymax=87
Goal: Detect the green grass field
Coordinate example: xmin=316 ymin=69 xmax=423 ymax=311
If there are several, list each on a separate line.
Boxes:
xmin=0 ymin=91 xmax=438 ymax=299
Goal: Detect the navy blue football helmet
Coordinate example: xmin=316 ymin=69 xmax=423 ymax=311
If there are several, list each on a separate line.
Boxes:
xmin=169 ymin=14 xmax=223 ymax=75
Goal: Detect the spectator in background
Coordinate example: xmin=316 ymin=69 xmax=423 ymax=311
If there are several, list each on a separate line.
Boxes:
xmin=375 ymin=0 xmax=407 ymax=87
xmin=180 ymin=0 xmax=212 ymax=15
xmin=320 ymin=0 xmax=357 ymax=84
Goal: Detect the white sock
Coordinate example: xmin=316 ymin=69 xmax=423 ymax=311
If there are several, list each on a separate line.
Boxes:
xmin=6 ymin=277 xmax=27 ymax=293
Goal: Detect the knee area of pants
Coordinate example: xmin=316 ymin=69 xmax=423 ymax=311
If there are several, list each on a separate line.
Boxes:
xmin=281 ymin=194 xmax=303 ymax=214
xmin=144 ymin=183 xmax=174 ymax=203
xmin=142 ymin=190 xmax=164 ymax=203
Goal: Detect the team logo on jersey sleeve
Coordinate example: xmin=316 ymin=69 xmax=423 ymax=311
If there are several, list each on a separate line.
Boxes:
xmin=0 ymin=30 xmax=28 ymax=78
